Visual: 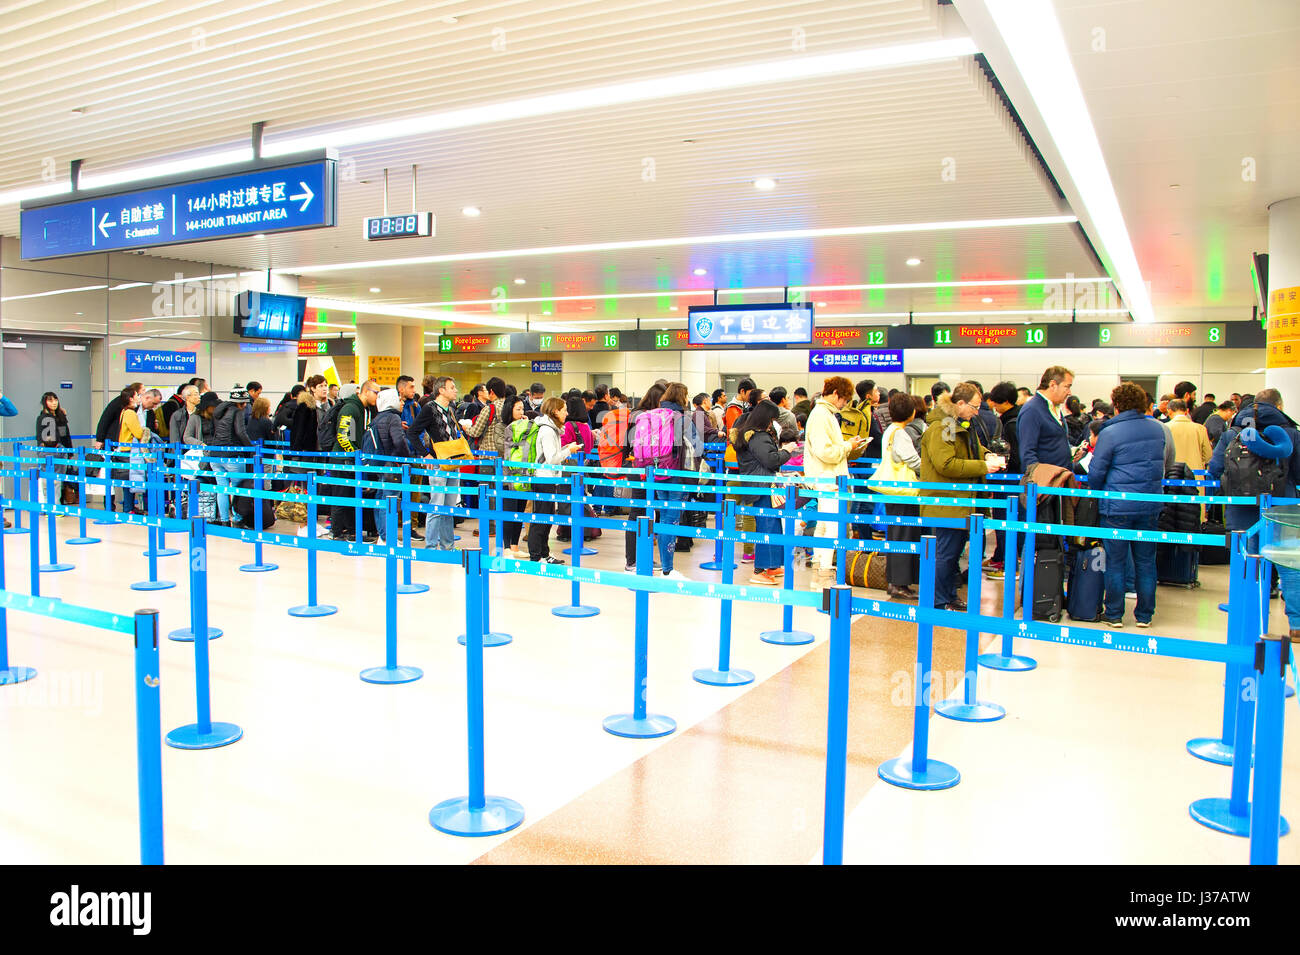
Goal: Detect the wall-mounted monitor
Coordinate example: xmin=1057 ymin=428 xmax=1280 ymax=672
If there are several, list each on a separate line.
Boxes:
xmin=233 ymin=291 xmax=307 ymax=341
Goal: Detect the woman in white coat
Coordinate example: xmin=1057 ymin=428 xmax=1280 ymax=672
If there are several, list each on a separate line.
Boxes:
xmin=803 ymin=375 xmax=866 ymax=585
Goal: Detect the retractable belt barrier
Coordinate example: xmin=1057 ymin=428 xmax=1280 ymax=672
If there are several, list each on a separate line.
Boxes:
xmin=2 ymin=441 xmax=1291 ymax=865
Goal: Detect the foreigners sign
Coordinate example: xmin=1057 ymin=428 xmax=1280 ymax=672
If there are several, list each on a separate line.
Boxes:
xmin=19 ymin=153 xmax=337 ymax=260
xmin=808 ymin=350 xmax=903 ymax=373
xmin=124 ymin=349 xmax=197 ymax=376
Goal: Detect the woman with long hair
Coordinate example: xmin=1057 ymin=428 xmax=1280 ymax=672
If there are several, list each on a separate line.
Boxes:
xmin=623 ymin=383 xmax=665 ymax=571
xmin=35 ymin=391 xmax=72 ymax=504
xmin=526 ymin=396 xmax=580 ymax=563
xmin=733 ymin=399 xmax=795 ymax=585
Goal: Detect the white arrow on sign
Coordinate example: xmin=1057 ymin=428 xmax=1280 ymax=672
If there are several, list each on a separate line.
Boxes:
xmin=98 ymin=212 xmax=117 ymax=238
xmin=289 ymin=181 xmax=314 ymax=212
xmin=811 ymin=352 xmax=824 ymax=366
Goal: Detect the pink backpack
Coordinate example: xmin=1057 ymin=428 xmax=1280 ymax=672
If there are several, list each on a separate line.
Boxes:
xmin=632 ymin=408 xmax=677 ymax=468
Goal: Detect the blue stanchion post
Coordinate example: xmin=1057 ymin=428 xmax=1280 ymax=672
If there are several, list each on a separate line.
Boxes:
xmin=39 ymin=459 xmax=74 ymax=573
xmin=1188 ymin=531 xmax=1248 ymax=764
xmin=761 ymin=490 xmax=815 ymax=646
xmin=397 ymin=463 xmax=429 ymax=595
xmin=353 ymin=449 xmax=365 ymax=543
xmin=361 ymin=498 xmax=424 ymax=684
xmin=289 ymin=472 xmax=338 ymax=617
xmin=562 ymin=468 xmax=597 ymax=558
xmin=836 ymin=476 xmax=849 ymax=588
xmin=93 ymin=440 xmax=116 ymax=526
xmin=553 ymin=471 xmax=599 ymax=618
xmin=148 ymin=457 xmax=181 ymax=558
xmin=165 ymin=519 xmax=243 ymax=750
xmin=980 ymin=486 xmax=1037 ymax=671
xmin=1189 ymin=552 xmax=1290 ymax=838
xmin=937 ymin=513 xmax=1005 ymax=722
xmin=458 ymin=486 xmax=512 ymax=646
xmin=0 ymin=514 xmax=36 ymax=685
xmin=878 ymin=535 xmax=961 ymax=790
xmin=27 ymin=470 xmax=40 ymax=597
xmin=603 ymin=516 xmax=676 ymax=738
xmin=699 ymin=456 xmax=733 ymax=572
xmin=67 ymin=447 xmax=101 ymax=545
xmin=1249 ymin=634 xmax=1288 ymax=864
xmin=822 ymin=584 xmax=854 ymax=865
xmin=694 ymin=500 xmax=753 ymax=686
xmin=430 ymin=547 xmax=525 ymax=836
xmin=169 ymin=508 xmax=224 ymax=642
xmin=130 ymin=472 xmax=175 ymax=592
xmin=133 ymin=609 xmax=165 ymax=865
xmin=239 ymin=446 xmax=277 ymax=572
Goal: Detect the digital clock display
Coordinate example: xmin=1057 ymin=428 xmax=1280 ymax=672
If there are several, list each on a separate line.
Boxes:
xmin=363 ymin=212 xmax=434 ymax=240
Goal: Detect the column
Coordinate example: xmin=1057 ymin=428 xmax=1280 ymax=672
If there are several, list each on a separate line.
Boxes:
xmin=1266 ymin=197 xmax=1300 ymax=399
xmin=355 ymin=323 xmax=403 ymax=387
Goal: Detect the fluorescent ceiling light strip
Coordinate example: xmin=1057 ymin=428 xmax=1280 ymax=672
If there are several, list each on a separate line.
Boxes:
xmin=0 ymin=39 xmax=975 ymax=208
xmin=405 ymin=275 xmax=1114 ymax=309
xmin=982 ymin=0 xmax=1152 ymax=322
xmin=305 ymin=297 xmax=529 ymax=331
xmin=284 ymin=216 xmax=1078 ymax=275
xmin=110 ymin=338 xmax=149 ymax=346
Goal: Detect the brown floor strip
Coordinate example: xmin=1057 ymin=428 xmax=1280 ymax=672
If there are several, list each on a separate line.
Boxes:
xmin=474 ymin=585 xmax=1003 ymax=864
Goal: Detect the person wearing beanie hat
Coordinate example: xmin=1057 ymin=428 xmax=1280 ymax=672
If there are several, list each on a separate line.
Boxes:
xmin=369 ymin=387 xmax=416 ymax=544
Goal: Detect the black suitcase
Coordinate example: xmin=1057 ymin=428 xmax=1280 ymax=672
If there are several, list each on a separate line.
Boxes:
xmin=1066 ymin=545 xmax=1105 ymax=621
xmin=1030 ymin=547 xmax=1065 ymax=622
xmin=1198 ymin=521 xmax=1229 ymax=565
xmin=1157 ymin=543 xmax=1200 ymax=587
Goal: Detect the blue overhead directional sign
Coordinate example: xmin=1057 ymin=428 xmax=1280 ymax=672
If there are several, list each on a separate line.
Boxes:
xmin=124 ymin=349 xmax=198 ymax=376
xmin=808 ymin=349 xmax=903 ymax=372
xmin=20 ymin=154 xmax=336 ymax=260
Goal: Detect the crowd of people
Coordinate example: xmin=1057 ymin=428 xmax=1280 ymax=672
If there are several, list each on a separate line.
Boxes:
xmin=52 ymin=365 xmax=1300 ymax=636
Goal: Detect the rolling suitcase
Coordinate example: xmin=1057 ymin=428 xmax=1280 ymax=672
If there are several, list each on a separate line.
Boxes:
xmin=1066 ymin=545 xmax=1105 ymax=622
xmin=1031 ymin=546 xmax=1065 ymax=622
xmin=1157 ymin=543 xmax=1200 ymax=587
xmin=1198 ymin=521 xmax=1229 ymax=565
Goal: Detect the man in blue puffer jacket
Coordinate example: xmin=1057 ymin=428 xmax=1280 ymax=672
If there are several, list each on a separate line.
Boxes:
xmin=1207 ymin=388 xmax=1300 ymax=635
xmin=1088 ymin=381 xmax=1168 ymax=628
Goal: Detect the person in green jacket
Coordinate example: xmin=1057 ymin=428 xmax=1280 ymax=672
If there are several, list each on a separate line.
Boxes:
xmin=919 ymin=382 xmax=1004 ymax=610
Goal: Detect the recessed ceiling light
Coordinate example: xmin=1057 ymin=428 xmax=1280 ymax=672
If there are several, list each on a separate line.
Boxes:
xmin=513 ymin=278 xmax=526 ymax=285
xmin=906 ymin=257 xmax=921 ymax=266
xmin=981 ymin=296 xmax=993 ymax=303
xmin=462 ymin=206 xmax=481 ymax=217
xmin=440 ymin=15 xmax=459 ymax=23
xmin=369 ymin=287 xmax=381 ymax=293
xmin=254 ymin=234 xmax=266 ymax=239
xmin=70 ymin=107 xmax=87 ymax=117
xmin=669 ymin=306 xmax=678 ymax=311
xmin=682 ymin=138 xmax=696 ymax=144
xmin=75 ymin=311 xmax=83 ymax=315
xmin=816 ymin=301 xmax=827 ymax=307
xmin=753 ymin=177 xmax=777 ymax=191
xmin=1169 ymin=184 xmax=1181 ymax=189
xmin=693 ymin=267 xmax=707 ymax=276
xmin=542 ymin=310 xmax=551 ymax=316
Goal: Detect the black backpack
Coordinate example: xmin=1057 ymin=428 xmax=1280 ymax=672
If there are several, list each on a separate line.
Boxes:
xmin=317 ymin=401 xmax=347 ymax=452
xmin=1221 ymin=422 xmax=1287 ymax=497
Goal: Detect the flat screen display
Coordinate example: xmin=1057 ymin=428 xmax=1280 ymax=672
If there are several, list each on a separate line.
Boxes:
xmin=687 ymin=302 xmax=814 ymax=346
xmin=233 ymin=291 xmax=307 ymax=341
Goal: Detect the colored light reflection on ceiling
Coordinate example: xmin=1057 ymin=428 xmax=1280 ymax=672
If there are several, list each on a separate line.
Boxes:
xmin=1206 ymin=231 xmax=1224 ymax=302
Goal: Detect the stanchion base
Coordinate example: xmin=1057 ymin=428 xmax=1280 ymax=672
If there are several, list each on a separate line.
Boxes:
xmin=1189 ymin=797 xmax=1291 ymax=838
xmin=165 ymin=721 xmax=243 ymax=750
xmin=977 ymin=652 xmax=1037 ymax=672
xmin=91 ymin=519 xmax=116 ymax=526
xmin=878 ymin=756 xmax=961 ymax=791
xmin=0 ymin=666 xmax=37 ymax=686
xmin=1287 ymin=683 xmax=1296 ymax=700
xmin=397 ymin=582 xmax=431 ymax=595
xmin=429 ymin=795 xmax=525 ymax=837
xmin=239 ymin=562 xmax=279 ymax=573
xmin=359 ymin=664 xmax=424 ymax=684
xmin=552 ymin=604 xmax=600 ymax=618
xmin=1186 ymin=737 xmax=1234 ymax=766
xmin=288 ymin=604 xmax=338 ymax=618
xmin=760 ymin=629 xmax=815 ymax=646
xmin=603 ymin=713 xmax=677 ymax=738
xmin=935 ymin=699 xmax=1006 ymax=723
xmin=562 ymin=545 xmax=598 ymax=556
xmin=692 ymin=667 xmax=755 ymax=687
xmin=456 ymin=631 xmax=513 ymax=647
xmin=143 ymin=548 xmax=182 ymax=558
xmin=66 ymin=537 xmax=100 ymax=546
xmin=167 ymin=626 xmax=223 ymax=643
xmin=699 ymin=561 xmax=737 ymax=572
xmin=39 ymin=563 xmax=75 ymax=573
xmin=130 ymin=579 xmax=176 ymax=591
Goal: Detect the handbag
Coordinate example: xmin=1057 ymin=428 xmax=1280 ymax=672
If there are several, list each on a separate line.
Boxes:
xmin=433 ymin=436 xmax=472 ymax=471
xmin=867 ymin=428 xmax=919 ymax=497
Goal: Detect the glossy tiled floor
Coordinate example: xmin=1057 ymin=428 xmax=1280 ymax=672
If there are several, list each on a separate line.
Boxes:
xmin=0 ymin=513 xmax=1293 ymax=864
